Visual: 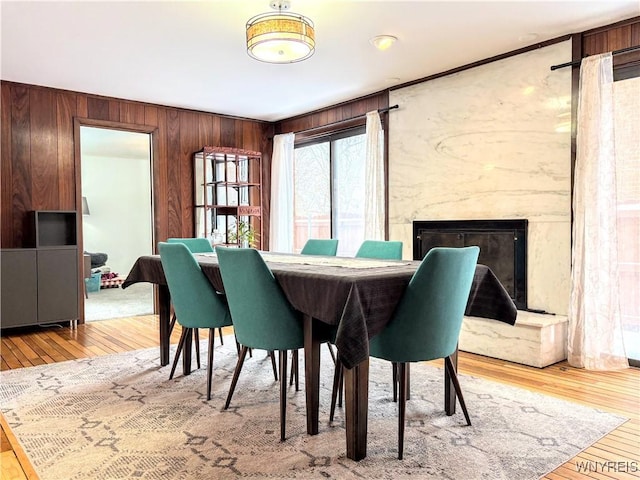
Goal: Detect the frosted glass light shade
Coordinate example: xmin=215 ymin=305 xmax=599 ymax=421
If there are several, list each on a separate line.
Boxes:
xmin=246 ymin=12 xmax=315 ymax=64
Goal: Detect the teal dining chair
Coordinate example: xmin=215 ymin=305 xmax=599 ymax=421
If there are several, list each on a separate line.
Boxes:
xmin=368 ymin=246 xmax=480 ymax=459
xmin=216 ymin=246 xmax=305 ymax=441
xmin=355 ymin=240 xmax=403 ymax=260
xmin=158 ymin=242 xmax=233 ymax=400
xmin=167 ymin=237 xmax=214 ymax=253
xmin=300 ymin=238 xmax=339 ymax=256
xmin=166 ymin=237 xmax=224 ymax=367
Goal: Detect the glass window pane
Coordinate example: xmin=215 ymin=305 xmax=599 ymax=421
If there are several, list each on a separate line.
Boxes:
xmin=294 ymin=143 xmax=330 ymax=252
xmin=614 ymin=77 xmax=640 ymax=362
xmin=333 ymin=133 xmax=366 ymax=256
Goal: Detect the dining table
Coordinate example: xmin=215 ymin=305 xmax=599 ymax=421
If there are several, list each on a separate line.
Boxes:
xmin=122 ymin=251 xmax=517 ymax=461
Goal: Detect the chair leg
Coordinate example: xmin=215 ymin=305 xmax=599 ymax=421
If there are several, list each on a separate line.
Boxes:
xmin=393 ymin=362 xmax=411 ymax=402
xmin=169 ymin=313 xmax=177 ymax=335
xmin=170 ymin=328 xmax=189 ymax=380
xmin=288 ymin=350 xmax=299 ymax=390
xmin=444 ymin=356 xmax=471 ymax=426
xmin=279 ymin=350 xmax=288 ymax=441
xmin=329 ymin=357 xmax=343 ymax=422
xmin=294 ymin=351 xmax=299 ymax=391
xmin=398 ymin=362 xmax=408 ymax=460
xmin=194 ymin=329 xmax=201 ymax=369
xmin=218 ymin=327 xmax=224 ymax=345
xmin=289 ymin=350 xmax=296 ymax=385
xmin=326 ymin=343 xmax=336 ymax=364
xmin=206 ymin=329 xmax=215 ymax=401
xmin=392 ymin=362 xmax=398 ymax=402
xmin=233 ymin=336 xmax=250 ymax=358
xmin=269 ymin=351 xmax=278 ymax=381
xmin=224 ymin=346 xmax=249 ymax=409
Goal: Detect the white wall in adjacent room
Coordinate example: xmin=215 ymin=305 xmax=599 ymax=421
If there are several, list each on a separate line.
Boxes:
xmin=81 ymin=128 xmax=152 ymax=277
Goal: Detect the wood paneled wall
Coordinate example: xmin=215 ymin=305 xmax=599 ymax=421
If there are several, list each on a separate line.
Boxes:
xmin=582 ymin=16 xmax=640 ymax=58
xmin=275 ymin=92 xmax=389 ymax=139
xmin=0 ymin=81 xmax=274 ymax=249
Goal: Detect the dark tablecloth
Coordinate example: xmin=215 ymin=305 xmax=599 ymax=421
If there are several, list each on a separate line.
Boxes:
xmin=123 ymin=253 xmax=516 ymax=369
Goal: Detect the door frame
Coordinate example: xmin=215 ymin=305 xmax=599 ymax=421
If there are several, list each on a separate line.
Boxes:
xmin=74 ymin=118 xmax=158 ymax=323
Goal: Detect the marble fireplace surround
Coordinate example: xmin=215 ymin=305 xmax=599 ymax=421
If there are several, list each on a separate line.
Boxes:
xmin=388 ymin=41 xmax=573 ymax=367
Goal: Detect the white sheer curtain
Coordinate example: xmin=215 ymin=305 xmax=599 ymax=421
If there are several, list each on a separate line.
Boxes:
xmin=269 ymin=132 xmax=295 ymax=253
xmin=364 ymin=110 xmax=385 ymax=240
xmin=568 ymin=53 xmax=628 ymax=370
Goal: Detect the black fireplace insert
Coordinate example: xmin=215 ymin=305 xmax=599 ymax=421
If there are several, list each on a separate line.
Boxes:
xmin=413 ymin=219 xmax=527 ymax=310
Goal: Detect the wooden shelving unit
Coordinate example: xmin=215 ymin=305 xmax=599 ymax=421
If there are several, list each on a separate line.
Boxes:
xmin=193 ymin=146 xmax=262 ymax=248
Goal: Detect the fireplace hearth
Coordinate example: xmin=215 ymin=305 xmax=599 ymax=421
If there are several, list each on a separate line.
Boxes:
xmin=413 ymin=219 xmax=527 ymax=310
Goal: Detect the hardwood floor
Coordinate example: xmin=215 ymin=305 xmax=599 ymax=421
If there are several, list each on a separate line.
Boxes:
xmin=1 ymin=316 xmax=638 ymax=480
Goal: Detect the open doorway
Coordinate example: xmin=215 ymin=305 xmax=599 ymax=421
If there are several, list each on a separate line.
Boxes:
xmin=80 ymin=126 xmax=154 ymax=321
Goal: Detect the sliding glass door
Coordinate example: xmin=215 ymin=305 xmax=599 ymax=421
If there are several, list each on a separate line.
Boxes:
xmin=614 ymin=76 xmax=640 ymax=365
xmin=293 ymin=128 xmax=366 ymax=256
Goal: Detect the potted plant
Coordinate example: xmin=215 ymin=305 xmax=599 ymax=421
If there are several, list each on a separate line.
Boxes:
xmin=228 ymin=220 xmax=258 ymax=248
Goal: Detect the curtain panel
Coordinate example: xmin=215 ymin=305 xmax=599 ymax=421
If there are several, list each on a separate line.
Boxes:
xmin=567 ymin=53 xmax=628 ymax=370
xmin=270 ymin=133 xmax=295 ymax=253
xmin=364 ymin=111 xmax=385 ymax=240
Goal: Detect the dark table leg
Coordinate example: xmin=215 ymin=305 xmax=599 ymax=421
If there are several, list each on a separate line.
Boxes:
xmin=302 ymin=315 xmax=369 ymax=460
xmin=344 ymin=358 xmax=369 ymax=461
xmin=158 ymin=284 xmax=171 ymax=366
xmin=303 ymin=315 xmax=320 ymax=435
xmin=445 ymin=345 xmax=458 ymax=415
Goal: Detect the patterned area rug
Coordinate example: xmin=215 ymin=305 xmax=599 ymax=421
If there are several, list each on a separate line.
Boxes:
xmin=0 ymin=340 xmax=626 ymax=480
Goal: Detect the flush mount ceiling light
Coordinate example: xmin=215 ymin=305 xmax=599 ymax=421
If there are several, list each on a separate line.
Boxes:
xmin=370 ymin=35 xmax=397 ymax=51
xmin=246 ymin=0 xmax=315 ymax=64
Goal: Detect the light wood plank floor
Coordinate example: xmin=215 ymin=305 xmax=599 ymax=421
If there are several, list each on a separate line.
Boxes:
xmin=1 ymin=315 xmax=638 ymax=480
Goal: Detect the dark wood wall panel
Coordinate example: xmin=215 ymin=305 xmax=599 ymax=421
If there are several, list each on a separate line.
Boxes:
xmin=1 ymin=81 xmax=272 ymax=249
xmin=9 ymin=85 xmax=31 ymax=248
xmin=55 ymin=91 xmax=77 ymax=207
xmin=179 ymin=111 xmax=197 ymax=237
xmin=197 ymin=113 xmax=214 ymax=150
xmin=76 ymin=95 xmax=88 ymax=118
xmin=165 ymin=108 xmax=184 ymax=240
xmin=220 ymin=117 xmax=236 ymax=147
xmin=121 ymin=102 xmax=145 ymax=125
xmin=275 ymin=92 xmax=389 ymax=139
xmin=87 ymin=97 xmax=110 ymax=121
xmin=582 ymin=17 xmax=640 ymax=58
xmin=153 ymin=107 xmax=169 ymax=242
xmin=1 ymin=83 xmax=13 ymax=246
xmin=30 ymin=88 xmax=59 ymax=210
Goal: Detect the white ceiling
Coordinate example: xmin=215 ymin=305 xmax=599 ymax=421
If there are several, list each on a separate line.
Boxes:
xmin=2 ymin=1 xmax=638 ymax=122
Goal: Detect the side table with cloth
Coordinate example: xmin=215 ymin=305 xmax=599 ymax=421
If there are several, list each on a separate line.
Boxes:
xmin=122 ymin=252 xmax=516 ymax=460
